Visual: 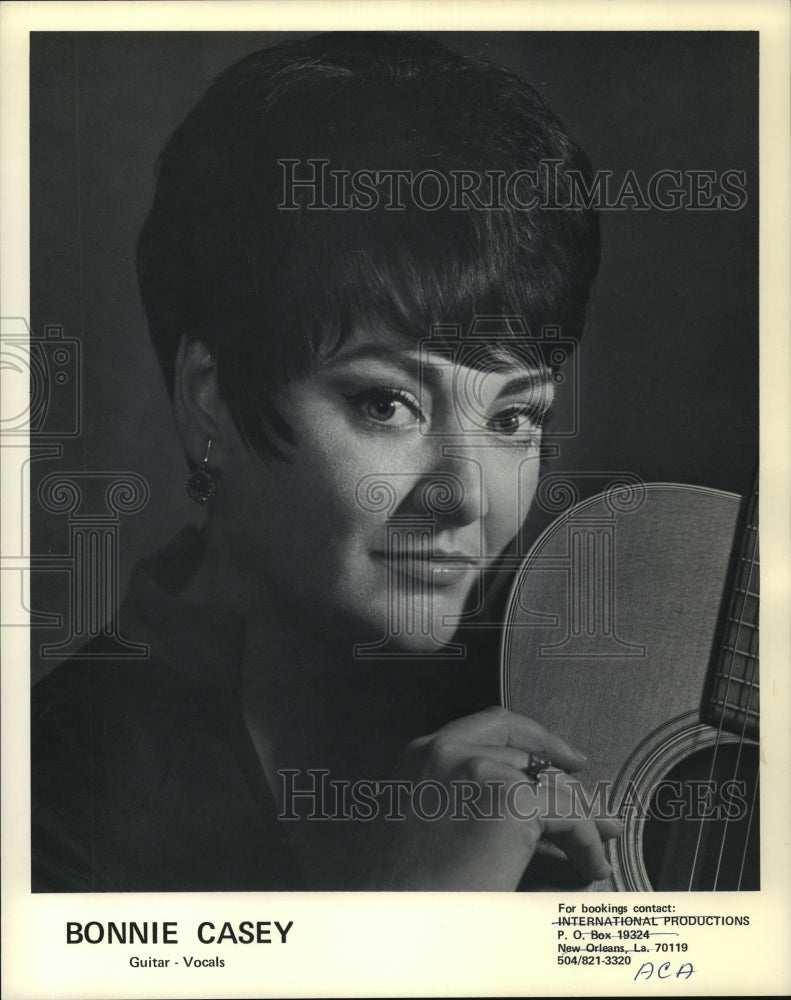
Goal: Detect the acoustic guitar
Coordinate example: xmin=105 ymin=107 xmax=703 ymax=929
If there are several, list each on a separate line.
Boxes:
xmin=500 ymin=478 xmax=759 ymax=891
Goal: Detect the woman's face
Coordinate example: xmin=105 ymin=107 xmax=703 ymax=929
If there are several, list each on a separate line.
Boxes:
xmin=215 ymin=328 xmax=553 ymax=655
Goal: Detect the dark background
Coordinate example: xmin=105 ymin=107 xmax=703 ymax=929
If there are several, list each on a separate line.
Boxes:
xmin=30 ymin=31 xmax=758 ymax=679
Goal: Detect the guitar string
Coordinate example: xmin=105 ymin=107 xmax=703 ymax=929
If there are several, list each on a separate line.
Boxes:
xmin=705 ymin=487 xmax=759 ymax=890
xmin=686 ymin=558 xmax=749 ymax=888
xmin=736 ymin=754 xmax=760 ymax=890
xmin=716 ymin=499 xmax=760 ymax=891
xmin=684 ymin=488 xmax=755 ymax=890
xmin=687 ymin=483 xmax=759 ymax=890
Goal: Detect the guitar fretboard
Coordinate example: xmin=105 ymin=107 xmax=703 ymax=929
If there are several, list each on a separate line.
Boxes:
xmin=705 ymin=480 xmax=759 ymax=739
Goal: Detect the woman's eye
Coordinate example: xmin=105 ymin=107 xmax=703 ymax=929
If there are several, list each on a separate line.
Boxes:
xmin=487 ymin=405 xmax=543 ymax=441
xmin=366 ymin=397 xmax=401 ymax=422
xmin=349 ymin=388 xmax=423 ymax=428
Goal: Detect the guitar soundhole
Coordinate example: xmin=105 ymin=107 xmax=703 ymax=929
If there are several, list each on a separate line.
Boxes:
xmin=641 ymin=743 xmax=759 ymax=891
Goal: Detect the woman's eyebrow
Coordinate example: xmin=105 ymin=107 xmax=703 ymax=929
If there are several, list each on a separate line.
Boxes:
xmin=324 ymin=347 xmax=444 ymax=385
xmin=326 ymin=346 xmax=552 ymax=395
xmin=495 ymin=371 xmax=554 ymax=399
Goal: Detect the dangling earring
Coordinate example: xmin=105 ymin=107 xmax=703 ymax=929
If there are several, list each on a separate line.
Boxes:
xmin=186 ymin=439 xmax=217 ymax=504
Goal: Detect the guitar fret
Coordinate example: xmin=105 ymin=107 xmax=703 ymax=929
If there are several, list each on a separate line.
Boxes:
xmin=709 ymin=697 xmax=759 ymax=718
xmin=727 ymin=615 xmax=758 ymax=632
xmin=719 ymin=639 xmax=758 ymax=663
xmin=713 ymin=673 xmax=758 ymax=688
xmin=721 ymin=642 xmax=758 ymax=660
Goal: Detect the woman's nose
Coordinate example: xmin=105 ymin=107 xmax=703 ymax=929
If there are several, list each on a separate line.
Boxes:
xmin=410 ymin=446 xmax=489 ymax=527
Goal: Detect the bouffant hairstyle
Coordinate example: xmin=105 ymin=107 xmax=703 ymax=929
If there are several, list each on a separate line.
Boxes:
xmin=137 ymin=32 xmax=599 ymax=458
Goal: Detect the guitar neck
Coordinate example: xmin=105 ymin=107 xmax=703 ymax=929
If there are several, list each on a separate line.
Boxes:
xmin=704 ymin=478 xmax=759 ymax=740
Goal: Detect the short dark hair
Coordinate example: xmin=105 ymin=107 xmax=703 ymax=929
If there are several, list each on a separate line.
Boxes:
xmin=137 ymin=32 xmax=600 ymax=459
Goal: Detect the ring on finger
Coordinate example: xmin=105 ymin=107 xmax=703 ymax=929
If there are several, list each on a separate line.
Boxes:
xmin=524 ymin=749 xmax=552 ymax=783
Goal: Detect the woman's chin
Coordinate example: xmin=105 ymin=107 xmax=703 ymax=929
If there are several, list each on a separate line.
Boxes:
xmin=346 ymin=612 xmax=466 ymax=659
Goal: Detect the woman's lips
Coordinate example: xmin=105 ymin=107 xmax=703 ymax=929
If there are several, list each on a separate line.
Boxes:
xmin=372 ymin=551 xmax=480 ymax=588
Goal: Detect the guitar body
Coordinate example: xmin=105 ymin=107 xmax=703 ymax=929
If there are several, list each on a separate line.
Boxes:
xmin=500 ymin=483 xmax=759 ymax=891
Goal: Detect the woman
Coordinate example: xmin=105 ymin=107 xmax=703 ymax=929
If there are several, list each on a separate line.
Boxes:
xmin=32 ymin=31 xmax=619 ymax=891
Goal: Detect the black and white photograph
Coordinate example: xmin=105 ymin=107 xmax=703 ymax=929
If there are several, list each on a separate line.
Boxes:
xmin=2 ymin=2 xmax=789 ymax=997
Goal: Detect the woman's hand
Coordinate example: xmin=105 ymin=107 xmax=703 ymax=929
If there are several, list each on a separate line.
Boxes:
xmin=360 ymin=706 xmax=621 ymax=891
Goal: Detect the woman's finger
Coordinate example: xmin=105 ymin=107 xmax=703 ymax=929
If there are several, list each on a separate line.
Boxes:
xmin=450 ymin=744 xmax=534 ymax=772
xmin=505 ymin=770 xmax=618 ymax=881
xmin=545 ymin=820 xmax=613 ymax=881
xmin=425 ymin=706 xmax=588 ymax=773
xmin=595 ymin=816 xmax=625 ymax=840
xmin=534 ymin=775 xmax=613 ymax=881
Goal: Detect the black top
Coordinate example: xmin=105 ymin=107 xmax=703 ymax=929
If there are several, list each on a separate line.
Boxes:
xmin=31 ymin=528 xmax=303 ymax=892
xmin=31 ymin=527 xmax=499 ymax=892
